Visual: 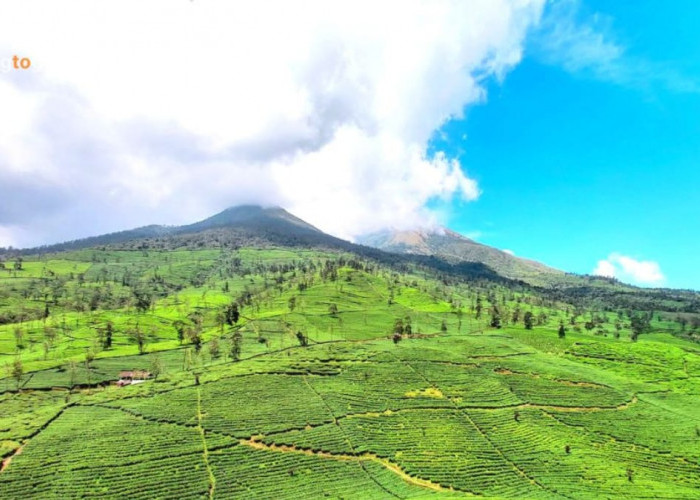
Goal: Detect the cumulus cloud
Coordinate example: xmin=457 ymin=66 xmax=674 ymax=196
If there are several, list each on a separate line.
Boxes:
xmin=0 ymin=0 xmax=545 ymax=247
xmin=593 ymin=253 xmax=665 ymax=285
xmin=502 ymin=249 xmax=515 ymax=256
xmin=532 ymin=0 xmax=700 ymax=93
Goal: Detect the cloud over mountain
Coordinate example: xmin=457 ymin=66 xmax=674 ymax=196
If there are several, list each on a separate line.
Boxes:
xmin=0 ymin=0 xmax=545 ymax=247
xmin=594 ymin=252 xmax=665 ymax=285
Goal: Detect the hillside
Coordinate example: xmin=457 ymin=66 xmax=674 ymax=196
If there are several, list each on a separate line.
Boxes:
xmin=4 ymin=205 xmax=700 ymax=322
xmin=10 ymin=206 xmax=345 ymax=255
xmin=1 ymin=207 xmax=700 ymax=498
xmin=0 ymin=243 xmax=699 ymax=498
xmin=358 ymin=228 xmax=563 ymax=285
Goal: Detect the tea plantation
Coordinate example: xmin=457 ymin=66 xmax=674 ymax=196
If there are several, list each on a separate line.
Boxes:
xmin=0 ymin=247 xmax=698 ymax=498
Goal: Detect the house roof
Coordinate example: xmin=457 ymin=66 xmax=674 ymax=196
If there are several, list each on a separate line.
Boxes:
xmin=119 ymin=370 xmax=151 ymax=379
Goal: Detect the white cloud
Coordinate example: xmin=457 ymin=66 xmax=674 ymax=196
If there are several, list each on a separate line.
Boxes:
xmin=593 ymin=253 xmax=665 ymax=285
xmin=533 ymin=0 xmax=699 ymax=93
xmin=0 ymin=0 xmax=545 ymax=247
xmin=593 ymin=259 xmax=616 ymax=278
xmin=502 ymin=249 xmax=515 ymax=256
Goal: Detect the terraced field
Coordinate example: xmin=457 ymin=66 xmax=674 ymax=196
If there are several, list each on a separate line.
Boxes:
xmin=1 ymin=248 xmax=699 ymax=498
xmin=2 ymin=327 xmax=698 ymax=499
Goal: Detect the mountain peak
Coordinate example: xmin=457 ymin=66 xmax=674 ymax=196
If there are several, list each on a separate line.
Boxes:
xmin=357 ymin=227 xmax=561 ymax=284
xmin=184 ymin=205 xmax=322 ymax=233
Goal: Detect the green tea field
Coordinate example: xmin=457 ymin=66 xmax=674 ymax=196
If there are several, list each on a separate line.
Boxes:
xmin=1 ymin=247 xmax=699 ymax=498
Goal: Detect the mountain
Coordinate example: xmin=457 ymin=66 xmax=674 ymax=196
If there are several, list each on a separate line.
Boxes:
xmin=7 ymin=205 xmax=521 ymax=286
xmin=14 ymin=205 xmax=346 ymax=255
xmin=181 ymin=205 xmax=323 ymax=235
xmin=5 ymin=203 xmax=700 ymax=320
xmin=357 ymin=228 xmax=564 ymax=285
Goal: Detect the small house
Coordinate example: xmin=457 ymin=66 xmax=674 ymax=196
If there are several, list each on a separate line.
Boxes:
xmin=117 ymin=370 xmax=152 ymax=387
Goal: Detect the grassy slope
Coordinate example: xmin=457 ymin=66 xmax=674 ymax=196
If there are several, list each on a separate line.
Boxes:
xmin=0 ymin=248 xmax=698 ymax=499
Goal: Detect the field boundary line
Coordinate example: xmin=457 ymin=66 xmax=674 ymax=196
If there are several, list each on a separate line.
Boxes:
xmin=542 ymin=408 xmax=699 ymax=468
xmin=1 ymin=401 xmax=75 ymax=473
xmin=84 ymin=402 xmax=237 ymax=443
xmin=240 ymin=438 xmax=471 ymax=496
xmin=395 ymin=354 xmax=572 ymax=499
xmin=197 ymin=387 xmax=217 ymax=500
xmin=302 ymin=376 xmax=402 ymax=498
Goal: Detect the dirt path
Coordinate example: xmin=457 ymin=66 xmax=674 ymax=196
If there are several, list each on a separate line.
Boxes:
xmin=302 ymin=376 xmax=401 ymax=498
xmin=393 ymin=353 xmax=572 ymax=500
xmin=1 ymin=445 xmax=24 ymax=472
xmin=240 ymin=438 xmax=462 ymax=494
xmin=196 ymin=388 xmax=216 ymax=500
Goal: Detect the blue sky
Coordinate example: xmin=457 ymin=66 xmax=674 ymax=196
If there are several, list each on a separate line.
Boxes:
xmin=1 ymin=1 xmax=697 ymax=290
xmin=431 ymin=1 xmax=700 ymax=290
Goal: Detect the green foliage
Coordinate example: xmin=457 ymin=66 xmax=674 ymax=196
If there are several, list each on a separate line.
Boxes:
xmin=0 ymin=244 xmax=698 ymax=498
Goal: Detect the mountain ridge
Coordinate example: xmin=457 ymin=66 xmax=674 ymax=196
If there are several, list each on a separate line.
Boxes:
xmin=357 ymin=227 xmax=564 ymax=285
xmin=2 ymin=203 xmax=699 ymax=315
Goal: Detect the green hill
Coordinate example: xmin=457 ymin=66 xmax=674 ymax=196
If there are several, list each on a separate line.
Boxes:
xmin=0 ymin=208 xmax=699 ymax=499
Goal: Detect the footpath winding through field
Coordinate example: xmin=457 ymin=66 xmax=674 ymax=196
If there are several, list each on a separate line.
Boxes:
xmin=0 ymin=446 xmax=23 ymax=473
xmin=240 ymin=438 xmax=460 ymax=494
xmin=196 ymin=387 xmax=217 ymax=500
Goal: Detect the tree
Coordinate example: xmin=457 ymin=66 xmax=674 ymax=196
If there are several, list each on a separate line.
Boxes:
xmin=183 ymin=348 xmax=194 ymax=372
xmin=536 ymin=312 xmax=547 ymax=326
xmin=630 ymin=314 xmax=651 ymax=341
xmin=85 ymin=350 xmax=95 ymax=387
xmin=288 ymin=296 xmax=296 ymax=313
xmin=475 ymin=296 xmax=483 ymax=319
xmin=404 ymin=317 xmax=413 ymax=335
xmin=13 ymin=257 xmax=23 ymax=271
xmin=67 ymin=360 xmax=78 ymax=390
xmin=230 ymin=331 xmax=242 ymax=362
xmin=209 ymin=338 xmax=221 ymax=361
xmin=490 ymin=306 xmax=502 ymax=329
xmin=43 ymin=325 xmax=57 ymax=344
xmin=182 ymin=348 xmax=201 ymax=385
xmin=328 ymin=303 xmax=339 ymax=317
xmin=511 ymin=308 xmax=521 ymax=324
xmin=130 ymin=323 xmax=147 ymax=355
xmin=186 ymin=312 xmax=203 ymax=352
xmin=132 ymin=288 xmax=153 ymax=313
xmin=296 ymin=330 xmax=308 ymax=347
xmin=173 ymin=320 xmax=186 ymax=344
xmin=11 ymin=358 xmax=23 ymax=390
xmin=190 ymin=330 xmax=202 ymax=353
xmin=104 ymin=321 xmax=114 ymax=349
xmin=13 ymin=327 xmax=25 ymax=351
xmin=224 ymin=302 xmax=239 ymax=325
xmin=523 ymin=311 xmax=534 ymax=330
xmin=150 ymin=354 xmax=163 ymax=380
xmin=558 ymin=322 xmax=566 ymax=339
xmin=441 ymin=320 xmax=448 ymax=333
